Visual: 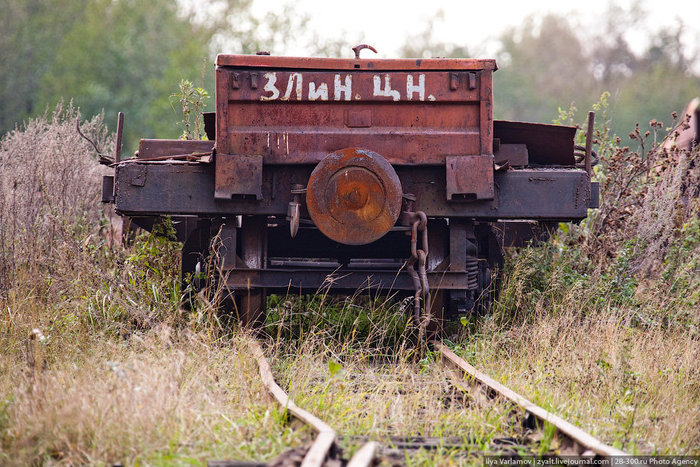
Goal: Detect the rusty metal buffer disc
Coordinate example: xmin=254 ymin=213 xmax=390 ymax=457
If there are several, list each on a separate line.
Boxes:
xmin=306 ymin=148 xmax=402 ymax=245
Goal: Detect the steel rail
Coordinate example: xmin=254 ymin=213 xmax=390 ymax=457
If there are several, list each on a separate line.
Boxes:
xmin=434 ymin=341 xmax=627 ymax=457
xmin=247 ymin=339 xmax=375 ymax=467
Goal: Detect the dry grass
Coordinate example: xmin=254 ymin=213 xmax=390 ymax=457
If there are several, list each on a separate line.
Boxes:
xmin=0 ymin=104 xmax=698 ymax=465
xmin=464 ymin=117 xmax=700 ymax=454
xmin=0 ymin=106 xmax=310 ymax=465
xmin=463 ymin=310 xmax=699 ymax=454
xmin=0 ymin=328 xmax=309 ymax=466
xmin=0 ymin=102 xmax=110 ymax=296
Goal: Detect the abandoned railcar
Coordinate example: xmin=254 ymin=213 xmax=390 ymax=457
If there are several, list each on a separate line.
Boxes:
xmin=102 ymin=47 xmax=598 ymax=329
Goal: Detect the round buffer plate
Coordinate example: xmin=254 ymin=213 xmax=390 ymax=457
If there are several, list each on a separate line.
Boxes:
xmin=306 ymin=148 xmax=402 ymax=245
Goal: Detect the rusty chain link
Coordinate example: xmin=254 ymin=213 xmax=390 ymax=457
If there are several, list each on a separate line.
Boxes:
xmin=405 ymin=210 xmax=430 ymax=342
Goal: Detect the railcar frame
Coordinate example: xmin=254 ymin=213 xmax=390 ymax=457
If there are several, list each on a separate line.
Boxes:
xmin=103 ymin=48 xmax=598 ymax=330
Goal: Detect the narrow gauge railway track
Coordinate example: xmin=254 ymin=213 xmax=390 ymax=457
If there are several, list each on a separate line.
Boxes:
xmin=209 ymin=340 xmax=626 ymax=467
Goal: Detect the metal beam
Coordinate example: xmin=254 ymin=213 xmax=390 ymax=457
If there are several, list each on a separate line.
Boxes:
xmin=224 ymin=268 xmax=477 ymax=291
xmin=115 ymin=162 xmax=591 ymax=220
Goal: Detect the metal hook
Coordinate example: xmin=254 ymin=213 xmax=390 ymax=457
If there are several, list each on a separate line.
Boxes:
xmin=352 ymin=44 xmax=378 ymax=59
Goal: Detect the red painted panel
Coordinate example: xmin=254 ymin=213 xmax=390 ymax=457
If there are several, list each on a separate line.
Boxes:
xmin=216 ymin=59 xmax=494 ymax=166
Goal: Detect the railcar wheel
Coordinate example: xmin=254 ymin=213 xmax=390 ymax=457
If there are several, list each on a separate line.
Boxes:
xmin=440 ymin=223 xmax=504 ymax=323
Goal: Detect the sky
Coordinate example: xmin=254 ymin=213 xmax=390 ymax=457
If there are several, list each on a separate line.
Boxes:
xmin=251 ymin=0 xmax=700 ymax=61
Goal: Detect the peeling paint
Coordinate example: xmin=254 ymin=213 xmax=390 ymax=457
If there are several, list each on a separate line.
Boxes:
xmin=261 ymin=72 xmax=280 ymax=101
xmin=281 ymin=73 xmax=303 ymax=100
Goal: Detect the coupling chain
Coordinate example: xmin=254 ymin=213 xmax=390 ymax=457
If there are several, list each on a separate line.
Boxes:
xmin=406 ymin=211 xmax=431 ymax=333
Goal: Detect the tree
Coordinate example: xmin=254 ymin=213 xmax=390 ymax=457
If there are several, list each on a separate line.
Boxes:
xmin=0 ymin=0 xmax=348 ymax=152
xmin=36 ymin=0 xmax=218 ymax=151
xmin=493 ymin=15 xmax=593 ymax=123
xmin=0 ymin=0 xmax=86 ymax=133
xmin=587 ymin=4 xmax=700 ymax=137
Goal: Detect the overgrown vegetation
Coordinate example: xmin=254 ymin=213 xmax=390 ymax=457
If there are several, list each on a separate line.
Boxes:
xmin=1 ymin=95 xmax=698 ymax=465
xmin=462 ymin=98 xmax=700 ymax=454
xmin=0 ymin=106 xmax=310 ymax=465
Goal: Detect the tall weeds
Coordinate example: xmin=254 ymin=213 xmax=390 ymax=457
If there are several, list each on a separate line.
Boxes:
xmin=0 ymin=98 xmax=698 ymax=462
xmin=472 ymin=106 xmax=700 ymax=454
xmin=0 ymin=102 xmax=110 ymax=296
xmin=492 ymin=104 xmax=699 ymax=328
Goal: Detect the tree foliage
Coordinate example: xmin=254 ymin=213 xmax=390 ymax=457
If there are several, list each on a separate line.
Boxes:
xmin=400 ymin=10 xmax=700 ymax=138
xmin=0 ymin=0 xmax=85 ymax=134
xmin=36 ymin=0 xmax=218 ymax=149
xmin=0 ymin=0 xmax=330 ymax=152
xmin=495 ymin=12 xmax=699 ymax=137
xmin=3 ymin=1 xmax=698 ymax=151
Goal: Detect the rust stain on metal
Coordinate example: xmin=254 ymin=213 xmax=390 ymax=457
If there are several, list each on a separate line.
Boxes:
xmin=494 ymin=120 xmax=576 ymax=166
xmin=215 ymin=59 xmax=495 ymax=165
xmin=306 ymin=148 xmax=402 ymax=245
xmin=216 ymin=54 xmax=497 ymax=70
xmin=110 ymin=51 xmax=597 ymax=330
xmin=215 ymin=154 xmax=263 ymax=199
xmin=130 ymin=165 xmax=147 ymax=187
xmin=494 ymin=143 xmax=528 ymax=166
xmin=445 ymin=155 xmax=494 ymax=201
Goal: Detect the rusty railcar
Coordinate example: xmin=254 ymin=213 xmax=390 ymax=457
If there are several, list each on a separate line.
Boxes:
xmin=103 ymin=48 xmax=598 ymax=329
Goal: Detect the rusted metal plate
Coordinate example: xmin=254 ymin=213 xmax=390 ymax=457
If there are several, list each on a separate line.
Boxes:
xmin=115 ymin=163 xmax=591 ymax=221
xmin=225 ymin=70 xmax=481 ymax=102
xmin=494 ymin=121 xmax=576 ymax=166
xmin=101 ymin=175 xmax=114 ymax=203
xmin=216 ymin=54 xmax=496 ymax=71
xmin=494 ymin=143 xmax=528 ymax=166
xmin=215 ymin=154 xmax=263 ymax=199
xmin=306 ymin=148 xmax=402 ymax=245
xmin=138 ymin=139 xmax=214 ymax=158
xmin=130 ymin=165 xmax=147 ymax=186
xmin=492 ymin=221 xmax=558 ymax=247
xmin=445 ymin=155 xmax=494 ymax=201
xmin=215 ymin=61 xmax=493 ymax=165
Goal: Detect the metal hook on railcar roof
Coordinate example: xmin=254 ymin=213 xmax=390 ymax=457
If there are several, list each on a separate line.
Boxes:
xmin=352 ymin=44 xmax=377 ymax=59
